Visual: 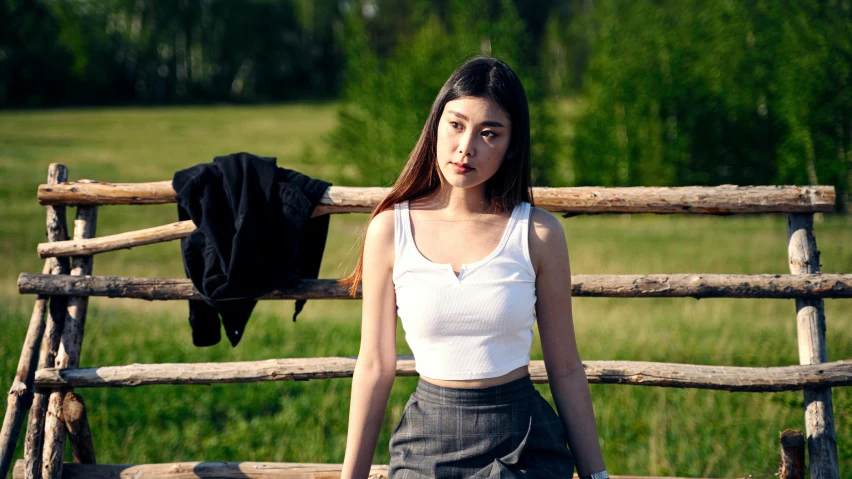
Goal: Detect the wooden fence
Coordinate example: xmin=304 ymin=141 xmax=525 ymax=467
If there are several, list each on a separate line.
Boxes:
xmin=1 ymin=163 xmax=849 ymax=479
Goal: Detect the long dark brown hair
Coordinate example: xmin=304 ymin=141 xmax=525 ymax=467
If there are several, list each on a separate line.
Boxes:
xmin=338 ymin=56 xmax=534 ymax=297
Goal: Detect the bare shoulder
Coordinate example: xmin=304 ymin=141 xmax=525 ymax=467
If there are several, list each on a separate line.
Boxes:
xmin=529 ymin=207 xmax=564 ymax=241
xmin=367 ymin=207 xmax=395 ymax=239
xmin=528 ymin=206 xmax=569 ymax=274
xmin=363 ymin=207 xmax=396 ymax=270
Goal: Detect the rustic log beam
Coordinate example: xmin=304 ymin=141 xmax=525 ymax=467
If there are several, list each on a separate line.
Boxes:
xmin=31 ymin=356 xmax=852 ymax=392
xmin=38 ymin=221 xmax=195 ymax=258
xmin=779 ymin=429 xmax=805 ymax=479
xmin=23 ymin=292 xmax=68 ymax=479
xmin=59 ymin=393 xmax=94 ymax=465
xmin=14 ymin=461 xmax=393 ymax=479
xmin=15 ymin=164 xmax=71 ymax=479
xmin=0 ymin=262 xmax=50 ymax=479
xmin=39 ymin=198 xmax=852 ymax=257
xmin=17 ymin=274 xmax=353 ymax=300
xmin=9 ymin=460 xmax=729 ymax=479
xmin=16 ymin=272 xmax=852 ymax=300
xmin=38 ymin=180 xmax=177 ymax=206
xmin=787 ymin=214 xmax=839 ymax=479
xmin=42 ymin=205 xmax=98 ymax=479
xmin=37 ymin=182 xmax=836 ymax=214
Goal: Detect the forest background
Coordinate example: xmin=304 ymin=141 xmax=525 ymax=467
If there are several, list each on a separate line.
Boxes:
xmin=4 ymin=0 xmax=851 ymax=205
xmin=1 ymin=0 xmax=851 ymax=477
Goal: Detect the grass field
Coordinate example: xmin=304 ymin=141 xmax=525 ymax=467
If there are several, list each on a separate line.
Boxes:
xmin=1 ymin=104 xmax=850 ymax=477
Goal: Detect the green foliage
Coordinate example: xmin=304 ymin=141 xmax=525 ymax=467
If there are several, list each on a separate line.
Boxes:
xmin=0 ymin=0 xmax=74 ymax=106
xmin=6 ymin=0 xmax=849 ymax=207
xmin=771 ymin=0 xmax=852 ymax=205
xmin=551 ymin=0 xmax=851 ymax=207
xmin=0 ymin=0 xmax=346 ymax=106
xmin=325 ymin=0 xmax=567 ymax=187
xmin=570 ymin=0 xmax=775 ymax=187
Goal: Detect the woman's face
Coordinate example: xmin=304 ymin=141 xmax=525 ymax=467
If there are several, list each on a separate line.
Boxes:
xmin=435 ymin=96 xmax=512 ymax=190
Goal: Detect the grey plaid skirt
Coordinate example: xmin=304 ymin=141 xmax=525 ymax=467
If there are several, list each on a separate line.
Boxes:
xmin=388 ymin=374 xmax=576 ymax=478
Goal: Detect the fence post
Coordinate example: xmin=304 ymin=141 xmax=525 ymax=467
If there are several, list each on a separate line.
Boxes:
xmin=11 ymin=164 xmax=71 ymax=479
xmin=0 ymin=262 xmax=49 ymax=479
xmin=786 ymin=213 xmax=839 ymax=479
xmin=41 ymin=183 xmax=98 ymax=479
xmin=59 ymin=392 xmax=94 ymax=465
xmin=0 ymin=166 xmax=72 ymax=479
xmin=779 ymin=429 xmax=805 ymax=479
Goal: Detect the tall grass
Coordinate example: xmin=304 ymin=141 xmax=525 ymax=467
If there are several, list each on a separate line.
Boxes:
xmin=0 ymin=104 xmax=850 ymax=477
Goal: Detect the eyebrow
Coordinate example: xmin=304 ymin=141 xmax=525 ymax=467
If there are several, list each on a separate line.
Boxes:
xmin=447 ymin=110 xmax=507 ymax=128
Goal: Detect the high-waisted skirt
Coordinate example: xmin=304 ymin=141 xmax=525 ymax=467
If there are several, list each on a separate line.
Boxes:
xmin=388 ymin=374 xmax=576 ymax=478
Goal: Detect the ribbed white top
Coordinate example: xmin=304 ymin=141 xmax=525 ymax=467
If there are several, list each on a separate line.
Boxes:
xmin=392 ymin=200 xmax=537 ymax=380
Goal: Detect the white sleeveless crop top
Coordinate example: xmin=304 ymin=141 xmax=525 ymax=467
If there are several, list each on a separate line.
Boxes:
xmin=392 ymin=200 xmax=537 ymax=380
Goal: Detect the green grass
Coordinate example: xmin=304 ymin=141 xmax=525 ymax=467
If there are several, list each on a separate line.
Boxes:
xmin=1 ymin=104 xmax=851 ymax=477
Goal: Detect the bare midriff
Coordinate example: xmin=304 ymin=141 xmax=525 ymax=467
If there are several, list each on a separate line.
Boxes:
xmin=419 ymin=365 xmax=530 ymax=388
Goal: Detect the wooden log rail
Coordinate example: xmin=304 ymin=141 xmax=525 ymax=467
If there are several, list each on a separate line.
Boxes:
xmin=0 ymin=164 xmax=70 ymax=479
xmin=0 ymin=262 xmax=52 ymax=479
xmin=16 ymin=272 xmax=852 ymax=300
xmin=38 ymin=182 xmax=835 ymax=214
xmin=12 ymin=461 xmax=392 ymax=479
xmin=31 ymin=356 xmax=852 ymax=392
xmin=10 ymin=460 xmax=726 ymax=479
xmin=38 ymin=221 xmax=196 ymax=258
xmin=32 ymin=185 xmax=838 ymax=259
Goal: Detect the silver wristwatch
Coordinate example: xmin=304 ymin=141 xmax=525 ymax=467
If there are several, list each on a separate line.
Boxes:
xmin=580 ymin=470 xmax=609 ymax=479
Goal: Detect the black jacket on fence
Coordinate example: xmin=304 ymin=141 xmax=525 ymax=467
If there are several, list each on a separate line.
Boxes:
xmin=173 ymin=152 xmax=331 ymax=347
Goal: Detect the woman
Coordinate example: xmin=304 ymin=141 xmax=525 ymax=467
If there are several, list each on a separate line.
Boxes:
xmin=339 ymin=57 xmax=608 ymax=479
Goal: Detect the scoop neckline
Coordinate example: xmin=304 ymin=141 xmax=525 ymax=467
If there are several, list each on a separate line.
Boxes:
xmin=403 ymin=200 xmax=521 ymax=280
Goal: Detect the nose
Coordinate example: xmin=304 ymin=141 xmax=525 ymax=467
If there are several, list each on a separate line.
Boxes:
xmin=458 ymin=131 xmax=476 ymax=157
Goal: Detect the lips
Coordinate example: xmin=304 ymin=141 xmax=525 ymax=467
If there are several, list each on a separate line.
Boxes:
xmin=451 ymin=162 xmax=473 ymax=174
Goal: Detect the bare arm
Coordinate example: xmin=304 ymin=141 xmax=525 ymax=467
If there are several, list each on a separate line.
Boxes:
xmin=341 ymin=210 xmax=399 ymax=479
xmin=529 ymin=207 xmax=606 ymax=476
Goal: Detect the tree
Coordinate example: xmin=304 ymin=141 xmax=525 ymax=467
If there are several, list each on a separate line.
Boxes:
xmin=325 ymin=0 xmax=567 ymax=187
xmin=561 ymin=0 xmax=849 ymax=208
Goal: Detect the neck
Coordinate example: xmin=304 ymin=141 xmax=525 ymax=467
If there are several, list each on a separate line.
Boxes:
xmin=430 ymin=182 xmax=490 ymax=216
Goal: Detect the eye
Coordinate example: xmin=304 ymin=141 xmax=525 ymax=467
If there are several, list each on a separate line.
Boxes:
xmin=481 ymin=130 xmax=497 ymax=139
xmin=449 ymin=121 xmax=463 ymax=131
